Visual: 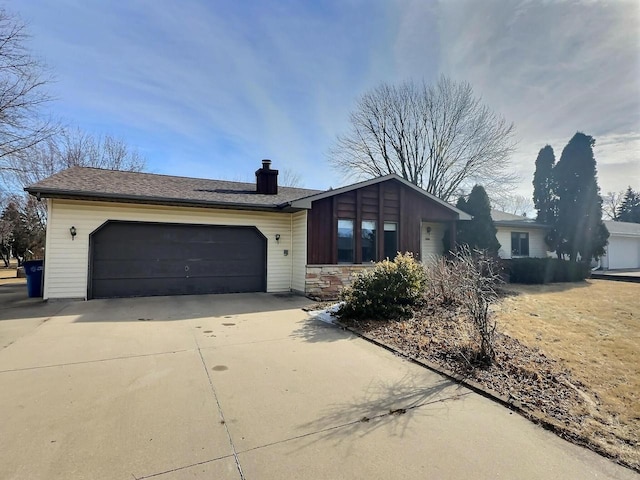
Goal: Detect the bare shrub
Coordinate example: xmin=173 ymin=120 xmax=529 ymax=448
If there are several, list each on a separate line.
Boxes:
xmin=424 ymin=248 xmax=503 ymax=365
xmin=453 ymin=247 xmax=503 ymax=363
xmin=424 ymin=257 xmax=459 ymax=306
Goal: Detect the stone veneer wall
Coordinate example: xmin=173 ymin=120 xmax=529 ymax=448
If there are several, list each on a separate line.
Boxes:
xmin=305 ymin=264 xmax=376 ymax=300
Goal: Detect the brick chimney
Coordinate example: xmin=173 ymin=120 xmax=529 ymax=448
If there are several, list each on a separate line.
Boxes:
xmin=256 ymin=159 xmax=278 ymax=195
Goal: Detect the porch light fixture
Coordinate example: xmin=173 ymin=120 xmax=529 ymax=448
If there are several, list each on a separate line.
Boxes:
xmin=426 ymin=226 xmax=431 ymax=240
xmin=70 ymin=226 xmax=77 ymax=240
xmin=275 ymin=234 xmax=281 ymax=243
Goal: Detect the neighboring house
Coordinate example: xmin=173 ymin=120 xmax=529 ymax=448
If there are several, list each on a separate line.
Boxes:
xmin=490 ymin=212 xmax=640 ymax=270
xmin=601 ymin=220 xmax=640 ymax=270
xmin=491 ymin=210 xmax=553 ymax=260
xmin=26 ymin=161 xmax=470 ymax=300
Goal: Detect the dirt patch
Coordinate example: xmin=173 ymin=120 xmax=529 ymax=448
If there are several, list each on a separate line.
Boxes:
xmin=340 ymin=279 xmax=639 ymax=471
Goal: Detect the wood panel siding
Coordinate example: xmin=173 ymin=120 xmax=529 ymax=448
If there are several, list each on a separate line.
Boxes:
xmin=361 ymin=185 xmax=379 ymax=218
xmin=307 ymin=196 xmax=333 ymax=265
xmin=383 ymin=182 xmax=400 ymax=221
xmin=336 ymin=191 xmax=356 ymax=218
xmin=307 ymin=178 xmax=459 ymax=265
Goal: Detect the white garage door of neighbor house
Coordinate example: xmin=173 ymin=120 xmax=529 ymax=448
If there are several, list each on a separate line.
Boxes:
xmin=608 ymin=237 xmax=640 ymax=270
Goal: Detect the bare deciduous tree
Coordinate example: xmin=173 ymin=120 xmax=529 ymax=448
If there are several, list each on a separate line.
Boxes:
xmin=492 ymin=194 xmax=533 ymax=217
xmin=0 ymin=8 xmax=55 ymax=165
xmin=602 ymin=190 xmax=624 ymax=220
xmin=330 ymin=76 xmax=517 ymax=201
xmin=279 ymin=167 xmax=303 ymax=188
xmin=2 ymin=128 xmax=146 ymax=228
xmin=5 ymin=128 xmax=146 ymax=191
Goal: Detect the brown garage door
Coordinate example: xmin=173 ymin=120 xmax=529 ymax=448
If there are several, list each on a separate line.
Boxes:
xmin=89 ymin=221 xmax=267 ymax=299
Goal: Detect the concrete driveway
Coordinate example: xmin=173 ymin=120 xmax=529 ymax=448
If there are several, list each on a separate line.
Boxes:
xmin=0 ymin=288 xmax=635 ymax=480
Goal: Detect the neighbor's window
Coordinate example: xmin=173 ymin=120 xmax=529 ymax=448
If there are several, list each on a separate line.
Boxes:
xmin=337 ymin=219 xmax=354 ymax=263
xmin=511 ymin=232 xmax=529 ymax=257
xmin=383 ymin=222 xmax=398 ymax=260
xmin=361 ymin=220 xmax=377 ymax=262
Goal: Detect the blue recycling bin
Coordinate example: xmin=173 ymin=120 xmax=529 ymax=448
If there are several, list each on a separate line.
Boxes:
xmin=24 ymin=260 xmax=44 ymax=298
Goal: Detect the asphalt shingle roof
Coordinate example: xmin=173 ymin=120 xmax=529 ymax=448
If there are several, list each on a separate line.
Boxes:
xmin=25 ymin=167 xmax=323 ymax=210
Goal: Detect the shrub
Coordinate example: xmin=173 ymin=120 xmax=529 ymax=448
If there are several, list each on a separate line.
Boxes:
xmin=505 ymin=258 xmax=590 ymax=284
xmin=424 ymin=248 xmax=503 ymax=364
xmin=450 ymin=248 xmax=503 ymax=363
xmin=338 ymin=253 xmax=427 ymax=320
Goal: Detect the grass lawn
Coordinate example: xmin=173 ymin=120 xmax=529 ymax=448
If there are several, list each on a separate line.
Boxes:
xmin=494 ymin=279 xmax=639 ymax=470
xmin=0 ymin=265 xmax=26 ymax=286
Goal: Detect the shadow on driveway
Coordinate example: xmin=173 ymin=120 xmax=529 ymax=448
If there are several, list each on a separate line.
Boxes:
xmin=66 ymin=292 xmax=313 ymax=323
xmin=295 ymin=374 xmax=467 ymax=442
xmin=0 ymin=284 xmax=69 ymax=322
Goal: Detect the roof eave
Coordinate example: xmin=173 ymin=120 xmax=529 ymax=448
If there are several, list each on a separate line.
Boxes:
xmin=25 ymin=188 xmax=294 ymax=212
xmin=287 ymin=174 xmax=471 ymax=219
xmin=494 ymin=220 xmax=550 ymax=229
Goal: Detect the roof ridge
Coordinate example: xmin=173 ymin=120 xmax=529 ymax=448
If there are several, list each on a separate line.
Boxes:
xmin=51 ymin=166 xmax=320 ymax=193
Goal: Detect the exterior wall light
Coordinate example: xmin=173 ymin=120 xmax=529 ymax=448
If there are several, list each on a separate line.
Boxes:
xmin=275 ymin=234 xmax=281 ymax=243
xmin=70 ymin=226 xmax=77 ymax=240
xmin=426 ymin=226 xmax=432 ymax=240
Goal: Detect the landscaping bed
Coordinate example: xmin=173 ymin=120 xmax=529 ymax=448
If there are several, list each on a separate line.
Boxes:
xmin=339 ymin=280 xmax=639 ymax=472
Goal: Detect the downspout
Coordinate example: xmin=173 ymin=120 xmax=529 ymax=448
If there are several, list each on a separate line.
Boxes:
xmin=290 ymin=213 xmax=293 ymax=291
xmin=42 ymin=198 xmax=53 ymax=301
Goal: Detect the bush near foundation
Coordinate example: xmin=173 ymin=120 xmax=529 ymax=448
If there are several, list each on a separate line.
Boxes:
xmin=505 ymin=258 xmax=590 ymax=284
xmin=338 ymin=253 xmax=427 ymax=320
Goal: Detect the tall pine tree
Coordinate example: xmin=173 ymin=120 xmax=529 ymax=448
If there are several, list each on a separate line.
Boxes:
xmin=553 ymin=132 xmax=609 ymax=262
xmin=616 ymin=187 xmax=640 ymax=223
xmin=455 ymin=185 xmax=501 ymax=255
xmin=532 ymin=145 xmax=556 ymax=224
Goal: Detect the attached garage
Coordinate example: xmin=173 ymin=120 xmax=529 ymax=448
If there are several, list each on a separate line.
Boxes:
xmin=89 ymin=221 xmax=266 ymax=299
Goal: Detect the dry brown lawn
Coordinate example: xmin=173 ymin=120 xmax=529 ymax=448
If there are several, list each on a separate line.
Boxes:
xmin=0 ymin=266 xmax=25 ymax=286
xmin=494 ymin=279 xmax=639 ymax=468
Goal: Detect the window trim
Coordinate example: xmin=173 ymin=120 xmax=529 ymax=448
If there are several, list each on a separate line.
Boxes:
xmin=511 ymin=231 xmax=530 ymax=257
xmin=383 ymin=221 xmax=398 ymax=261
xmin=361 ymin=219 xmax=377 ymax=263
xmin=337 ymin=218 xmax=355 ymax=263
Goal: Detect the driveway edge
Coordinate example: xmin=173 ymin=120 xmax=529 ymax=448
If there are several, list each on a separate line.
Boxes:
xmin=333 ymin=319 xmax=637 ymax=474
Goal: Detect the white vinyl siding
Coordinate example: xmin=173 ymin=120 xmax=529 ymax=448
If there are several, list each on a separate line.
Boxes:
xmin=44 ymin=199 xmax=296 ymax=299
xmin=421 ymin=222 xmax=445 ymax=263
xmin=291 ymin=211 xmax=307 ymax=292
xmin=496 ymin=227 xmax=550 ymax=259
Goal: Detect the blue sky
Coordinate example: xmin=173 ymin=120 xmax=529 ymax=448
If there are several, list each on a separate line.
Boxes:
xmin=16 ymin=0 xmax=640 ymax=197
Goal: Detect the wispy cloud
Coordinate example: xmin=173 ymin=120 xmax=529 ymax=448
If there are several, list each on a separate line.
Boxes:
xmin=429 ymin=0 xmax=640 ymax=193
xmin=18 ymin=0 xmax=639 ymax=194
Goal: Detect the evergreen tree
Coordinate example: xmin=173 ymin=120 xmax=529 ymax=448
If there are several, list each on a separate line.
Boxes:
xmin=616 ymin=187 xmax=640 ymax=223
xmin=553 ymin=132 xmax=609 ymax=262
xmin=532 ymin=145 xmax=557 ymax=224
xmin=455 ymin=185 xmax=501 ymax=255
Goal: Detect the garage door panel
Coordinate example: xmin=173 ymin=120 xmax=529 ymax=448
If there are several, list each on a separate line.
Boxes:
xmin=92 ymin=258 xmax=265 ymax=280
xmin=92 ymin=275 xmax=265 ymax=298
xmin=608 ymin=237 xmax=640 ymax=270
xmin=90 ymin=222 xmax=267 ymax=298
